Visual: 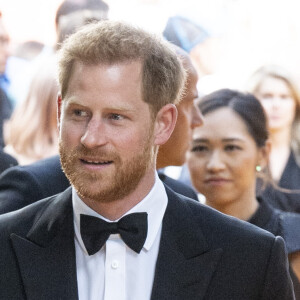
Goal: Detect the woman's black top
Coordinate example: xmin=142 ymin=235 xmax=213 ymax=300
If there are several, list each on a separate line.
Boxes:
xmin=258 ymin=151 xmax=300 ymax=213
xmin=249 ymin=197 xmax=300 ymax=299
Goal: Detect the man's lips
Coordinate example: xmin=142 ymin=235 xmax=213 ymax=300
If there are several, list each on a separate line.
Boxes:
xmin=80 ymin=158 xmax=113 ymax=165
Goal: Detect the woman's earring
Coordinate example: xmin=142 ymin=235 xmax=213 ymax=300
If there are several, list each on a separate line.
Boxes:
xmin=256 ymin=165 xmax=262 ymax=172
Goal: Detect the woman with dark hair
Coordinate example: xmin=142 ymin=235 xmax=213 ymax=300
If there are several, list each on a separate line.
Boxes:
xmin=187 ymin=88 xmax=300 ymax=298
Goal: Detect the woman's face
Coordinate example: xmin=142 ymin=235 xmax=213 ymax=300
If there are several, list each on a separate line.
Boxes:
xmin=187 ymin=107 xmax=267 ymax=207
xmin=255 ymin=76 xmax=296 ymax=133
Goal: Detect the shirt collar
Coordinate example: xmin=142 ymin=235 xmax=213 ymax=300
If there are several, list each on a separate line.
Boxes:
xmin=73 ymin=172 xmax=168 ymax=253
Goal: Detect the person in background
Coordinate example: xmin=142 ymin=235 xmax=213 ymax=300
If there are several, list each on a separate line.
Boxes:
xmin=0 ymin=21 xmax=294 ymax=299
xmin=2 ymin=0 xmax=109 ymax=106
xmin=3 ymin=60 xmax=59 ymax=165
xmin=157 ymin=46 xmax=203 ymax=199
xmin=247 ymin=65 xmax=300 ymax=213
xmin=13 ymin=41 xmax=45 ymax=61
xmin=0 ymin=155 xmax=69 ymax=214
xmin=0 ymin=86 xmax=12 ymax=149
xmin=0 ymin=11 xmax=10 ymax=98
xmin=162 ymin=14 xmax=221 ymax=185
xmin=187 ymin=88 xmax=300 ymax=298
xmin=0 ymin=10 xmax=45 ymax=106
xmin=56 ymin=9 xmax=108 ymax=50
xmin=0 ymin=12 xmax=13 ymax=143
xmin=55 ymin=0 xmax=109 ymax=50
xmin=163 ymin=15 xmax=221 ymax=79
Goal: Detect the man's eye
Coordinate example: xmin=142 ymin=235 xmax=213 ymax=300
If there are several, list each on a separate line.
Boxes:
xmin=73 ymin=110 xmax=87 ymax=117
xmin=109 ymin=114 xmax=123 ymax=121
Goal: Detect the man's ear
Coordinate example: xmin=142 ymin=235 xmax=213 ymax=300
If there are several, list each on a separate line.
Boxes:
xmin=153 ymin=104 xmax=177 ymax=146
xmin=57 ymin=94 xmax=62 ymax=131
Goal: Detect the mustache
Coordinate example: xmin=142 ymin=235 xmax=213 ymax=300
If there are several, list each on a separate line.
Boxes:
xmin=60 ymin=143 xmax=119 ymax=160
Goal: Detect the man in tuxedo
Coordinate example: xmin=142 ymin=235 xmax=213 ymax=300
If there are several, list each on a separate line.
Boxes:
xmin=0 ymin=21 xmax=295 ymax=299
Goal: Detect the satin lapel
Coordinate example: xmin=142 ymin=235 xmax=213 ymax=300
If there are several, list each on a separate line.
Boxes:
xmin=11 ymin=188 xmax=79 ymax=300
xmin=151 ymin=187 xmax=223 ymax=300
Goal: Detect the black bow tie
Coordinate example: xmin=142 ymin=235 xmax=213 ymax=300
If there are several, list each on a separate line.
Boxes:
xmin=80 ymin=212 xmax=148 ymax=255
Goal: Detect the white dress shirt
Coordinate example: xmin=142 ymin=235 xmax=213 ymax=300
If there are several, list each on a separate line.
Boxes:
xmin=73 ymin=172 xmax=168 ymax=300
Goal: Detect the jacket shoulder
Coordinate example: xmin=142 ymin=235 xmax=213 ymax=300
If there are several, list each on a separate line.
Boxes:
xmin=0 ymin=156 xmax=70 ymax=214
xmin=0 ymin=188 xmax=71 ymax=236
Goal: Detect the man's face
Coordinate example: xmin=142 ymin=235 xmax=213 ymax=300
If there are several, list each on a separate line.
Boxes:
xmin=58 ymin=61 xmax=157 ymax=204
xmin=0 ymin=20 xmax=9 ymax=74
xmin=158 ymin=59 xmax=203 ymax=167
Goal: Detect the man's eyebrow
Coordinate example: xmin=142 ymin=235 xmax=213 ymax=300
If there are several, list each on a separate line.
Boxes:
xmin=64 ymin=98 xmax=138 ymax=113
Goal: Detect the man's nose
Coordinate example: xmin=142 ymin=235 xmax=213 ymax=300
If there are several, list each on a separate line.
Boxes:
xmin=80 ymin=119 xmax=108 ymax=149
xmin=191 ymin=103 xmax=204 ymax=129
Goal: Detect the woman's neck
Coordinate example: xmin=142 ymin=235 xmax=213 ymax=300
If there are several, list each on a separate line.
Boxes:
xmin=269 ymin=126 xmax=292 ymax=149
xmin=206 ymin=189 xmax=259 ymax=221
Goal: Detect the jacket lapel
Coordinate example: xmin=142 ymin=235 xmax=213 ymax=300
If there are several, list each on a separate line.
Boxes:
xmin=10 ymin=185 xmax=222 ymax=299
xmin=11 ymin=188 xmax=79 ymax=300
xmin=151 ymin=187 xmax=223 ymax=300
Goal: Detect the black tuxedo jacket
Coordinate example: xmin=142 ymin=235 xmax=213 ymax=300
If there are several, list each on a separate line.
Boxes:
xmin=0 ymin=155 xmax=70 ymax=214
xmin=0 ymin=186 xmax=294 ymax=299
xmin=0 ymin=156 xmax=198 ymax=214
xmin=158 ymin=172 xmax=198 ymax=200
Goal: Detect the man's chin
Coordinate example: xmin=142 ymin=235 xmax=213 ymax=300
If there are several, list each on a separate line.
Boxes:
xmin=76 ymin=185 xmax=129 ymax=204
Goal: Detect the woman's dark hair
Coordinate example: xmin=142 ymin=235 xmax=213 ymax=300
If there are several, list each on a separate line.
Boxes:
xmin=199 ymin=88 xmax=269 ymax=148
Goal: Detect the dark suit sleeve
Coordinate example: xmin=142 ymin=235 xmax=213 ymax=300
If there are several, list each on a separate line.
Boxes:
xmin=261 ymin=236 xmax=295 ymax=299
xmin=0 ymin=167 xmax=44 ymax=214
xmin=158 ymin=173 xmax=199 ymax=201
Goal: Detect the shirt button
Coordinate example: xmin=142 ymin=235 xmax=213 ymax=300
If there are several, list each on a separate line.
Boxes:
xmin=111 ymin=260 xmax=119 ymax=269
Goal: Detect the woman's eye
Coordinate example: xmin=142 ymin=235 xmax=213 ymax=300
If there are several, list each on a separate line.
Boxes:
xmin=224 ymin=145 xmax=241 ymax=151
xmin=191 ymin=145 xmax=208 ymax=152
xmin=280 ymin=94 xmax=292 ymax=100
xmin=261 ymin=93 xmax=273 ymax=100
